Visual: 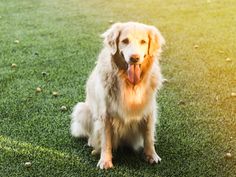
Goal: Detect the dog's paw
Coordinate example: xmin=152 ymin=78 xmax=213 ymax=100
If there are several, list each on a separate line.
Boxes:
xmin=145 ymin=152 xmax=161 ymax=164
xmin=97 ymin=158 xmax=113 ymax=169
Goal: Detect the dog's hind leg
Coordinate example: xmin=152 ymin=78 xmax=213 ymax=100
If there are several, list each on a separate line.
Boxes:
xmin=70 ymin=102 xmax=93 ymax=138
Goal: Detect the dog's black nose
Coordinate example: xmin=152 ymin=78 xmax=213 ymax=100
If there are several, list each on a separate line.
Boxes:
xmin=130 ymin=54 xmax=140 ymax=63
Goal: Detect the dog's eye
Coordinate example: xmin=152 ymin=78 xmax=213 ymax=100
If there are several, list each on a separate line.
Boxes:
xmin=122 ymin=38 xmax=129 ymax=44
xmin=140 ymin=40 xmax=147 ymax=45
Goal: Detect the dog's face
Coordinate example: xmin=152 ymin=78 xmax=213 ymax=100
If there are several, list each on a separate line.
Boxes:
xmin=102 ymin=22 xmax=165 ymax=85
xmin=118 ymin=26 xmax=149 ymax=65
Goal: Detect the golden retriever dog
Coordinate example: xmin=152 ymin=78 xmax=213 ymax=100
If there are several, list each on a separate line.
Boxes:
xmin=71 ymin=22 xmax=165 ymax=169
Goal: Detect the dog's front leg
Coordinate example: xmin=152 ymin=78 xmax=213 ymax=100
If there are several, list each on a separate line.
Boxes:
xmin=97 ymin=117 xmax=113 ymax=169
xmin=143 ymin=113 xmax=161 ymax=164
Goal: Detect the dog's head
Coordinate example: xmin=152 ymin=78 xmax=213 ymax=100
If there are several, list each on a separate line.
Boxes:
xmin=102 ymin=22 xmax=165 ymax=85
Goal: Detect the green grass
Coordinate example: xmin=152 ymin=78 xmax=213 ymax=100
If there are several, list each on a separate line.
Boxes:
xmin=0 ymin=0 xmax=236 ymax=176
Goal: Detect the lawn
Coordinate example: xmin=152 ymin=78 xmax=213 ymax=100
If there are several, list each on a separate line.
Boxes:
xmin=0 ymin=0 xmax=236 ymax=176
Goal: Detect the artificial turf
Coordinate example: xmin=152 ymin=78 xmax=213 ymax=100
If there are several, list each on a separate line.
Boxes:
xmin=0 ymin=0 xmax=236 ymax=176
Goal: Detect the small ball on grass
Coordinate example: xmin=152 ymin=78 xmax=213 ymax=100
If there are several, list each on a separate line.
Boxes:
xmin=24 ymin=162 xmax=32 ymax=167
xmin=231 ymin=92 xmax=236 ymax=97
xmin=14 ymin=40 xmax=20 ymax=44
xmin=226 ymin=58 xmax=232 ymax=62
xmin=36 ymin=87 xmax=42 ymax=93
xmin=11 ymin=63 xmax=17 ymax=68
xmin=194 ymin=45 xmax=199 ymax=49
xmin=225 ymin=152 xmax=233 ymax=159
xmin=52 ymin=91 xmax=59 ymax=97
xmin=60 ymin=106 xmax=67 ymax=111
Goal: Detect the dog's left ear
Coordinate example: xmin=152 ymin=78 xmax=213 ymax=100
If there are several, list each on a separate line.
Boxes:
xmin=148 ymin=26 xmax=165 ymax=57
xmin=101 ymin=23 xmax=123 ymax=55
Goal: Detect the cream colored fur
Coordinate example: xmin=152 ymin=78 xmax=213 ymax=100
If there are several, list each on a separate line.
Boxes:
xmin=71 ymin=22 xmax=165 ymax=169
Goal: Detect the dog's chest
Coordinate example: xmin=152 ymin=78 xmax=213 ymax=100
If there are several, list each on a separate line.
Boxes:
xmin=121 ymin=84 xmax=149 ymax=109
xmin=107 ymin=83 xmax=153 ymax=121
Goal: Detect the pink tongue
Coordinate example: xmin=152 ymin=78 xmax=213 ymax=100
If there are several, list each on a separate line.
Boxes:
xmin=127 ymin=64 xmax=141 ymax=85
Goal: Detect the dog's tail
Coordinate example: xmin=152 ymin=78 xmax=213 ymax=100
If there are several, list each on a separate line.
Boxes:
xmin=70 ymin=102 xmax=92 ymax=138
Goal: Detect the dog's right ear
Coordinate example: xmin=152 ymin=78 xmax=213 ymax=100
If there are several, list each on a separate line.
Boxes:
xmin=148 ymin=26 xmax=165 ymax=57
xmin=101 ymin=23 xmax=123 ymax=55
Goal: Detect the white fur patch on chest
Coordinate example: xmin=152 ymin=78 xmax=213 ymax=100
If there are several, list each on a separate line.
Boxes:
xmin=107 ymin=82 xmax=154 ymax=125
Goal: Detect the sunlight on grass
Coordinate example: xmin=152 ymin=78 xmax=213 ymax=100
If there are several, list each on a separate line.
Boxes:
xmin=0 ymin=135 xmax=82 ymax=164
xmin=0 ymin=0 xmax=236 ymax=176
xmin=0 ymin=135 xmax=132 ymax=176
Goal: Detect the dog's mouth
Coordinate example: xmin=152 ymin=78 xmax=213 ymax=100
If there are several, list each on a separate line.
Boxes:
xmin=127 ymin=64 xmax=141 ymax=85
xmin=113 ymin=52 xmax=142 ymax=85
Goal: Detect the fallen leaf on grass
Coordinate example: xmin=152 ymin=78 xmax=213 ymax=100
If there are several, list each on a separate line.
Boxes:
xmin=178 ymin=100 xmax=186 ymax=105
xmin=14 ymin=40 xmax=20 ymax=44
xmin=218 ymin=50 xmax=225 ymax=54
xmin=41 ymin=71 xmax=48 ymax=76
xmin=163 ymin=78 xmax=169 ymax=84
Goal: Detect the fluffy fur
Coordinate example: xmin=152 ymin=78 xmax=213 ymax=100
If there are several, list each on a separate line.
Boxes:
xmin=71 ymin=22 xmax=165 ymax=169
